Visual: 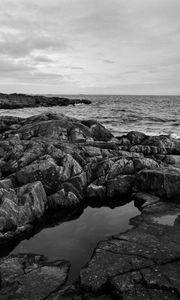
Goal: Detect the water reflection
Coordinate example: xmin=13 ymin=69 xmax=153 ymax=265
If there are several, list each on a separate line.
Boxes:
xmin=12 ymin=201 xmax=139 ymax=281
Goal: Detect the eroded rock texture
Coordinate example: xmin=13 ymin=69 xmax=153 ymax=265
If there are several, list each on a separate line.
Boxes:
xmin=0 ymin=254 xmax=70 ymax=299
xmin=0 ymin=112 xmax=179 ymax=243
xmin=0 ymin=112 xmax=180 ymax=299
xmin=79 ymin=202 xmax=180 ymax=299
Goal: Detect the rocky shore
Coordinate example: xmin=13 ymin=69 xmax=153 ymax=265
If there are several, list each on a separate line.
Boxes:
xmin=0 ymin=112 xmax=180 ymax=299
xmin=0 ymin=93 xmax=91 ymax=109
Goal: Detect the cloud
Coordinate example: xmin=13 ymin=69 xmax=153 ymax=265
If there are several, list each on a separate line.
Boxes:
xmin=0 ymin=31 xmax=69 ymax=58
xmin=0 ymin=56 xmax=34 ymax=73
xmin=0 ymin=0 xmax=179 ymax=94
xmin=32 ymin=55 xmax=55 ymax=63
xmin=104 ymin=60 xmax=115 ymax=65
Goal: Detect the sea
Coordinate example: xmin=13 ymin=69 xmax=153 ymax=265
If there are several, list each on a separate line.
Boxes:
xmin=0 ymin=95 xmax=180 ymax=138
xmin=1 ymin=94 xmax=180 ymax=282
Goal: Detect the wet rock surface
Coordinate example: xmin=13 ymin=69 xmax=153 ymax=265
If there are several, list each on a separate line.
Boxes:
xmin=0 ymin=254 xmax=70 ymax=299
xmin=79 ymin=202 xmax=180 ymax=299
xmin=0 ymin=112 xmax=180 ymax=299
xmin=0 ymin=93 xmax=91 ymax=109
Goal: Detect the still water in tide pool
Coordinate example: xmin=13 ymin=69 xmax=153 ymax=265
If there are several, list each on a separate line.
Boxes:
xmin=13 ymin=201 xmax=139 ymax=281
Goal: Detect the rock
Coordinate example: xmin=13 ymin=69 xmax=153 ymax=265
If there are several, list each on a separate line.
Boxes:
xmin=107 ymin=175 xmax=135 ymax=200
xmin=116 ymin=137 xmax=131 ymax=150
xmin=133 ymin=157 xmax=159 ymax=172
xmin=174 ymin=139 xmax=180 ymax=155
xmin=0 ymin=189 xmax=19 ymax=232
xmin=0 ymin=112 xmax=180 ymax=246
xmin=70 ymin=127 xmax=88 ymax=143
xmin=127 ymin=134 xmax=180 ymax=156
xmin=0 ymin=254 xmax=70 ymax=299
xmin=91 ymin=123 xmax=113 ymax=142
xmin=11 ymin=156 xmax=61 ymax=194
xmin=48 ymin=188 xmax=80 ymax=209
xmin=46 ymin=284 xmax=113 ymax=299
xmin=142 ymin=135 xmax=176 ymax=153
xmin=9 ymin=151 xmax=84 ymax=196
xmin=0 ymin=92 xmax=91 ymax=109
xmin=127 ymin=131 xmax=146 ymax=145
xmin=107 ymin=158 xmax=134 ymax=180
xmin=86 ymin=183 xmax=106 ymax=202
xmin=0 ymin=179 xmax=13 ymax=189
xmin=83 ymin=146 xmax=102 ymax=157
xmin=164 ymin=155 xmax=180 ymax=166
xmin=79 ymin=202 xmax=180 ymax=298
xmin=130 ymin=144 xmax=165 ymax=155
xmin=136 ymin=167 xmax=180 ymax=200
xmin=17 ymin=181 xmax=48 ymax=223
xmin=133 ymin=192 xmax=160 ymax=209
xmin=0 ymin=112 xmax=180 ymax=299
xmin=0 ymin=181 xmax=47 ymax=234
xmin=81 ymin=120 xmax=113 ymax=142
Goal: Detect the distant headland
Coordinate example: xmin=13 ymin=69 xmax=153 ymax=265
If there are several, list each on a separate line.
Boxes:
xmin=0 ymin=93 xmax=91 ymax=109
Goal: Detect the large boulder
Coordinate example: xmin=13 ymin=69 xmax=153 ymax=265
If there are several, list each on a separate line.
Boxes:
xmin=10 ymin=156 xmax=62 ymax=194
xmin=107 ymin=158 xmax=134 ymax=180
xmin=133 ymin=157 xmax=160 ymax=171
xmin=0 ymin=181 xmax=47 ymax=233
xmin=136 ymin=167 xmax=180 ymax=200
xmin=82 ymin=119 xmax=113 ymax=141
xmin=127 ymin=131 xmax=146 ymax=145
xmin=86 ymin=183 xmax=106 ymax=202
xmin=106 ymin=175 xmax=135 ymax=200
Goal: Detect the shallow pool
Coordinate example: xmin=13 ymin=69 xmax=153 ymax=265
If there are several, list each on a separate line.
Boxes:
xmin=12 ymin=201 xmax=139 ymax=281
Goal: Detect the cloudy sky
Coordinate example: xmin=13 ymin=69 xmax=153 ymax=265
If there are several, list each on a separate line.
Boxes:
xmin=0 ymin=0 xmax=180 ymax=94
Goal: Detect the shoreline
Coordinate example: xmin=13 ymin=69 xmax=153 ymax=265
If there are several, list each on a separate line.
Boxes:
xmin=0 ymin=112 xmax=180 ymax=299
xmin=0 ymin=92 xmax=91 ymax=109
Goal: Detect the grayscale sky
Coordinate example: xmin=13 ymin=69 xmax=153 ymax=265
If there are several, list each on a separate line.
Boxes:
xmin=0 ymin=0 xmax=180 ymax=94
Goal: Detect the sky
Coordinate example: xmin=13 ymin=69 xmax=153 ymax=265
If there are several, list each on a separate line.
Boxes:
xmin=0 ymin=0 xmax=180 ymax=95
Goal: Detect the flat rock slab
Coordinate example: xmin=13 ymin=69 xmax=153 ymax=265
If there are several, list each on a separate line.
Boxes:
xmin=79 ymin=202 xmax=180 ymax=299
xmin=0 ymin=254 xmax=70 ymax=299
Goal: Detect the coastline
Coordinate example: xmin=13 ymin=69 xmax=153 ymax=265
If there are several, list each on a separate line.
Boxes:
xmin=0 ymin=92 xmax=91 ymax=109
xmin=0 ymin=111 xmax=180 ymax=299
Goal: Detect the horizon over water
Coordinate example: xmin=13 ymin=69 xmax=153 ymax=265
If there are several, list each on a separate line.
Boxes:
xmin=0 ymin=94 xmax=180 ymax=138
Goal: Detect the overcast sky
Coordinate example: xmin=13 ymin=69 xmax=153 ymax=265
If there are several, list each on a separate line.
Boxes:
xmin=0 ymin=0 xmax=180 ymax=94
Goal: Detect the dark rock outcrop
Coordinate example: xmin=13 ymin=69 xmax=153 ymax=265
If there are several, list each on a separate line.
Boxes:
xmin=0 ymin=112 xmax=179 ymax=243
xmin=0 ymin=92 xmax=91 ymax=109
xmin=0 ymin=112 xmax=180 ymax=299
xmin=0 ymin=181 xmax=47 ymax=234
xmin=136 ymin=167 xmax=180 ymax=200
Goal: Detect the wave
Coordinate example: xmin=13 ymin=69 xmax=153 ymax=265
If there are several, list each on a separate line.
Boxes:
xmin=0 ymin=94 xmax=179 ymax=137
xmin=170 ymin=133 xmax=180 ymax=139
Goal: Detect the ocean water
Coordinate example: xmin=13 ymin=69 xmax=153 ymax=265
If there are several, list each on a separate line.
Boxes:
xmin=0 ymin=94 xmax=180 ymax=137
